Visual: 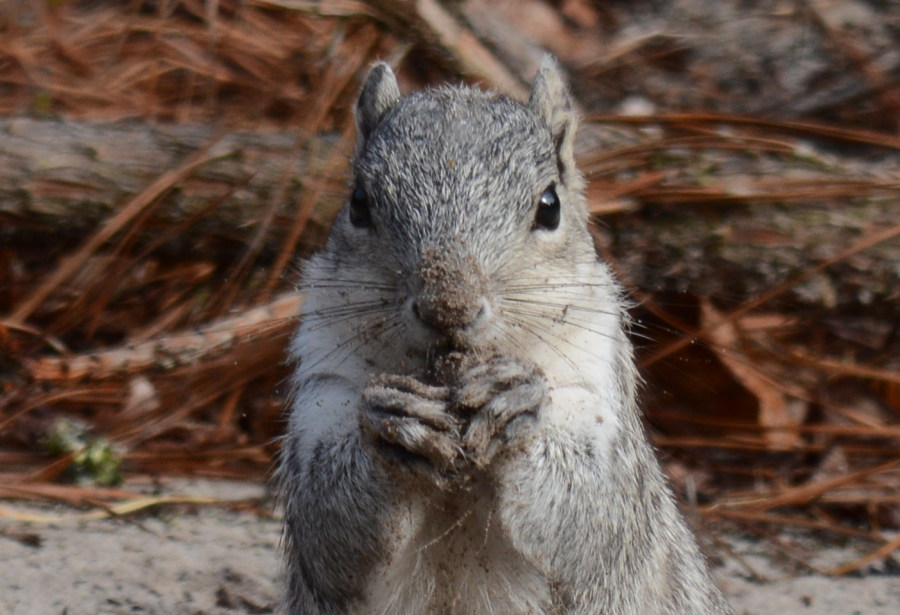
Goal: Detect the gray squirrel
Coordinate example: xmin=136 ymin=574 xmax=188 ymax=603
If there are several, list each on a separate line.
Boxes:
xmin=277 ymin=57 xmax=731 ymax=615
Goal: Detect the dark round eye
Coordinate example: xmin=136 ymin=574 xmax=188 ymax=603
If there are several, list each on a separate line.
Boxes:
xmin=533 ymin=184 xmax=560 ymax=231
xmin=348 ymin=185 xmax=373 ymax=229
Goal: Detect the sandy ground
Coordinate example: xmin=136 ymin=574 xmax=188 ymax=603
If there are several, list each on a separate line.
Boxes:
xmin=2 ymin=480 xmax=898 ymax=615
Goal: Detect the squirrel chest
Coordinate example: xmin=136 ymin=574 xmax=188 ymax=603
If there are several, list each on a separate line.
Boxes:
xmin=363 ymin=486 xmax=552 ymax=615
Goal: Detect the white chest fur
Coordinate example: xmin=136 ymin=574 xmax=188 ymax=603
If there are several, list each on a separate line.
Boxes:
xmin=362 ymin=487 xmax=552 ymax=615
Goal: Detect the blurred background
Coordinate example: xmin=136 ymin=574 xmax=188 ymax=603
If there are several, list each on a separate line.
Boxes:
xmin=1 ymin=0 xmax=899 ymax=571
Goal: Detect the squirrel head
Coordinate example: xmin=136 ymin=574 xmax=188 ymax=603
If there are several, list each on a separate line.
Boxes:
xmin=308 ymin=57 xmax=601 ymax=364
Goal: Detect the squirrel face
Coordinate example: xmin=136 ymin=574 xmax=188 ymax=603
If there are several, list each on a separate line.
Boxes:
xmin=303 ymin=60 xmax=602 ymax=375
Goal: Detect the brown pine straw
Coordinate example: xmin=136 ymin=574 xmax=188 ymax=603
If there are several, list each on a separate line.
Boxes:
xmin=827 ymin=533 xmax=900 ymax=576
xmin=586 ymin=112 xmax=900 ymax=150
xmin=0 ymin=495 xmax=219 ymax=523
xmin=641 ymin=221 xmax=900 ymax=367
xmin=261 ymin=124 xmax=356 ymax=300
xmin=702 ymin=510 xmax=879 ymax=541
xmin=789 ymin=352 xmax=900 ymax=386
xmin=0 ymin=0 xmax=898 ymax=578
xmin=23 ymin=292 xmax=302 ymax=382
xmin=708 ymin=459 xmax=900 ymax=512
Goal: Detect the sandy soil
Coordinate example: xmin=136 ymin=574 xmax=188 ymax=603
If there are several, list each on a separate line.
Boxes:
xmin=2 ymin=480 xmax=898 ymax=615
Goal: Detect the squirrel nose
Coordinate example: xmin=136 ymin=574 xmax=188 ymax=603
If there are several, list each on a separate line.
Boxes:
xmin=412 ymin=246 xmax=491 ymax=335
xmin=412 ymin=294 xmax=488 ymax=333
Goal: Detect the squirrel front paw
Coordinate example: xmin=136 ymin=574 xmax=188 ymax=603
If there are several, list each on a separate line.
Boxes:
xmin=360 ymin=374 xmax=462 ymax=483
xmin=360 ymin=357 xmax=546 ymax=484
xmin=453 ymin=355 xmax=547 ymax=469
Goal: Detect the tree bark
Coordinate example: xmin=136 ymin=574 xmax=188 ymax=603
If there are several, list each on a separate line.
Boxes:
xmin=0 ymin=117 xmax=343 ymax=245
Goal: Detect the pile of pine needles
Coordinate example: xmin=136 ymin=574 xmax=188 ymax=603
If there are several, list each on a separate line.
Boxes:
xmin=1 ymin=0 xmax=898 ymax=575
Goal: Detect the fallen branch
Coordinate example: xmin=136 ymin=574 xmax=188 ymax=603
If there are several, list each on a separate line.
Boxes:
xmin=26 ymin=292 xmax=301 ymax=381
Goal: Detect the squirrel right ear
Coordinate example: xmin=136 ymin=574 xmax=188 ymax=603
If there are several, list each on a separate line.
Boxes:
xmin=357 ymin=62 xmax=401 ymax=145
xmin=528 ymin=56 xmax=577 ymax=181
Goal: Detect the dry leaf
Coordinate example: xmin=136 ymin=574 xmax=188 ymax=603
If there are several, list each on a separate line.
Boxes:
xmin=699 ymin=298 xmax=806 ymax=450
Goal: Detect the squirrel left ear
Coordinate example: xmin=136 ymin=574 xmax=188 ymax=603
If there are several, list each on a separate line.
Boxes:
xmin=528 ymin=56 xmax=577 ymax=181
xmin=357 ymin=62 xmax=401 ymax=149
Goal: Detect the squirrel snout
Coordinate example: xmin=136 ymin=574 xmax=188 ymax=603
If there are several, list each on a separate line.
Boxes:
xmin=412 ymin=247 xmax=492 ymax=337
xmin=412 ymin=293 xmax=490 ymax=334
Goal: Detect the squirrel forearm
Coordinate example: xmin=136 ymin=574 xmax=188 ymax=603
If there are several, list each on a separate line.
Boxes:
xmin=498 ymin=427 xmax=728 ymax=614
xmin=279 ymin=430 xmax=389 ymax=614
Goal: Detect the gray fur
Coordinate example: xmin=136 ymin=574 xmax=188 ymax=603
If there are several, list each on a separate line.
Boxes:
xmin=277 ymin=56 xmax=732 ymax=614
xmin=356 ymin=62 xmax=401 ymax=145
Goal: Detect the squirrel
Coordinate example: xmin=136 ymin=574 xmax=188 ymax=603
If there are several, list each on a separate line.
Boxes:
xmin=277 ymin=57 xmax=731 ymax=615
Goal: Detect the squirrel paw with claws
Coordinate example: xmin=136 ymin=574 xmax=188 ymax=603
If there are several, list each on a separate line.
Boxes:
xmin=454 ymin=355 xmax=547 ymax=469
xmin=360 ymin=374 xmax=461 ymax=484
xmin=361 ymin=355 xmax=546 ymax=485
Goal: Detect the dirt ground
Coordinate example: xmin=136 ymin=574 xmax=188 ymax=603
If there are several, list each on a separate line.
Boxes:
xmin=2 ymin=479 xmax=898 ymax=615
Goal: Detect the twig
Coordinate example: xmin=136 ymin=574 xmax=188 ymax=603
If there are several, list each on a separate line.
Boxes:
xmin=0 ymin=494 xmax=221 ymax=523
xmin=409 ymin=0 xmax=528 ymax=98
xmin=26 ymin=292 xmax=301 ymax=381
xmin=587 ymin=112 xmax=900 ymax=150
xmin=827 ymin=532 xmax=900 ymax=576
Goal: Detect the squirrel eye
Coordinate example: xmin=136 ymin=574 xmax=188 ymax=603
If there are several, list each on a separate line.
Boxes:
xmin=533 ymin=184 xmax=560 ymax=231
xmin=349 ymin=185 xmax=373 ymax=229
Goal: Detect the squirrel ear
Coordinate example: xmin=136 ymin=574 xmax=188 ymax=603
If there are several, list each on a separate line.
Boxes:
xmin=528 ymin=56 xmax=577 ymax=179
xmin=357 ymin=62 xmax=401 ymax=145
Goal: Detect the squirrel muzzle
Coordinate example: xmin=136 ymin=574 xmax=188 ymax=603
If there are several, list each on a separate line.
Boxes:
xmin=412 ymin=247 xmax=491 ymax=340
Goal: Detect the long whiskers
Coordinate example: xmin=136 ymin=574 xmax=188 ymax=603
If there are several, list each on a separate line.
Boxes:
xmin=503 ymin=297 xmax=654 ymax=343
xmin=499 ymin=312 xmax=584 ymax=374
xmin=297 ymin=314 xmax=406 ymax=375
xmin=501 ymin=295 xmax=620 ymax=318
xmin=499 ymin=300 xmax=623 ymax=370
xmin=301 ymin=279 xmax=397 ymax=291
xmin=502 ymin=304 xmax=618 ymax=344
xmin=494 ymin=315 xmax=581 ymax=374
xmin=301 ymin=300 xmax=395 ymax=331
